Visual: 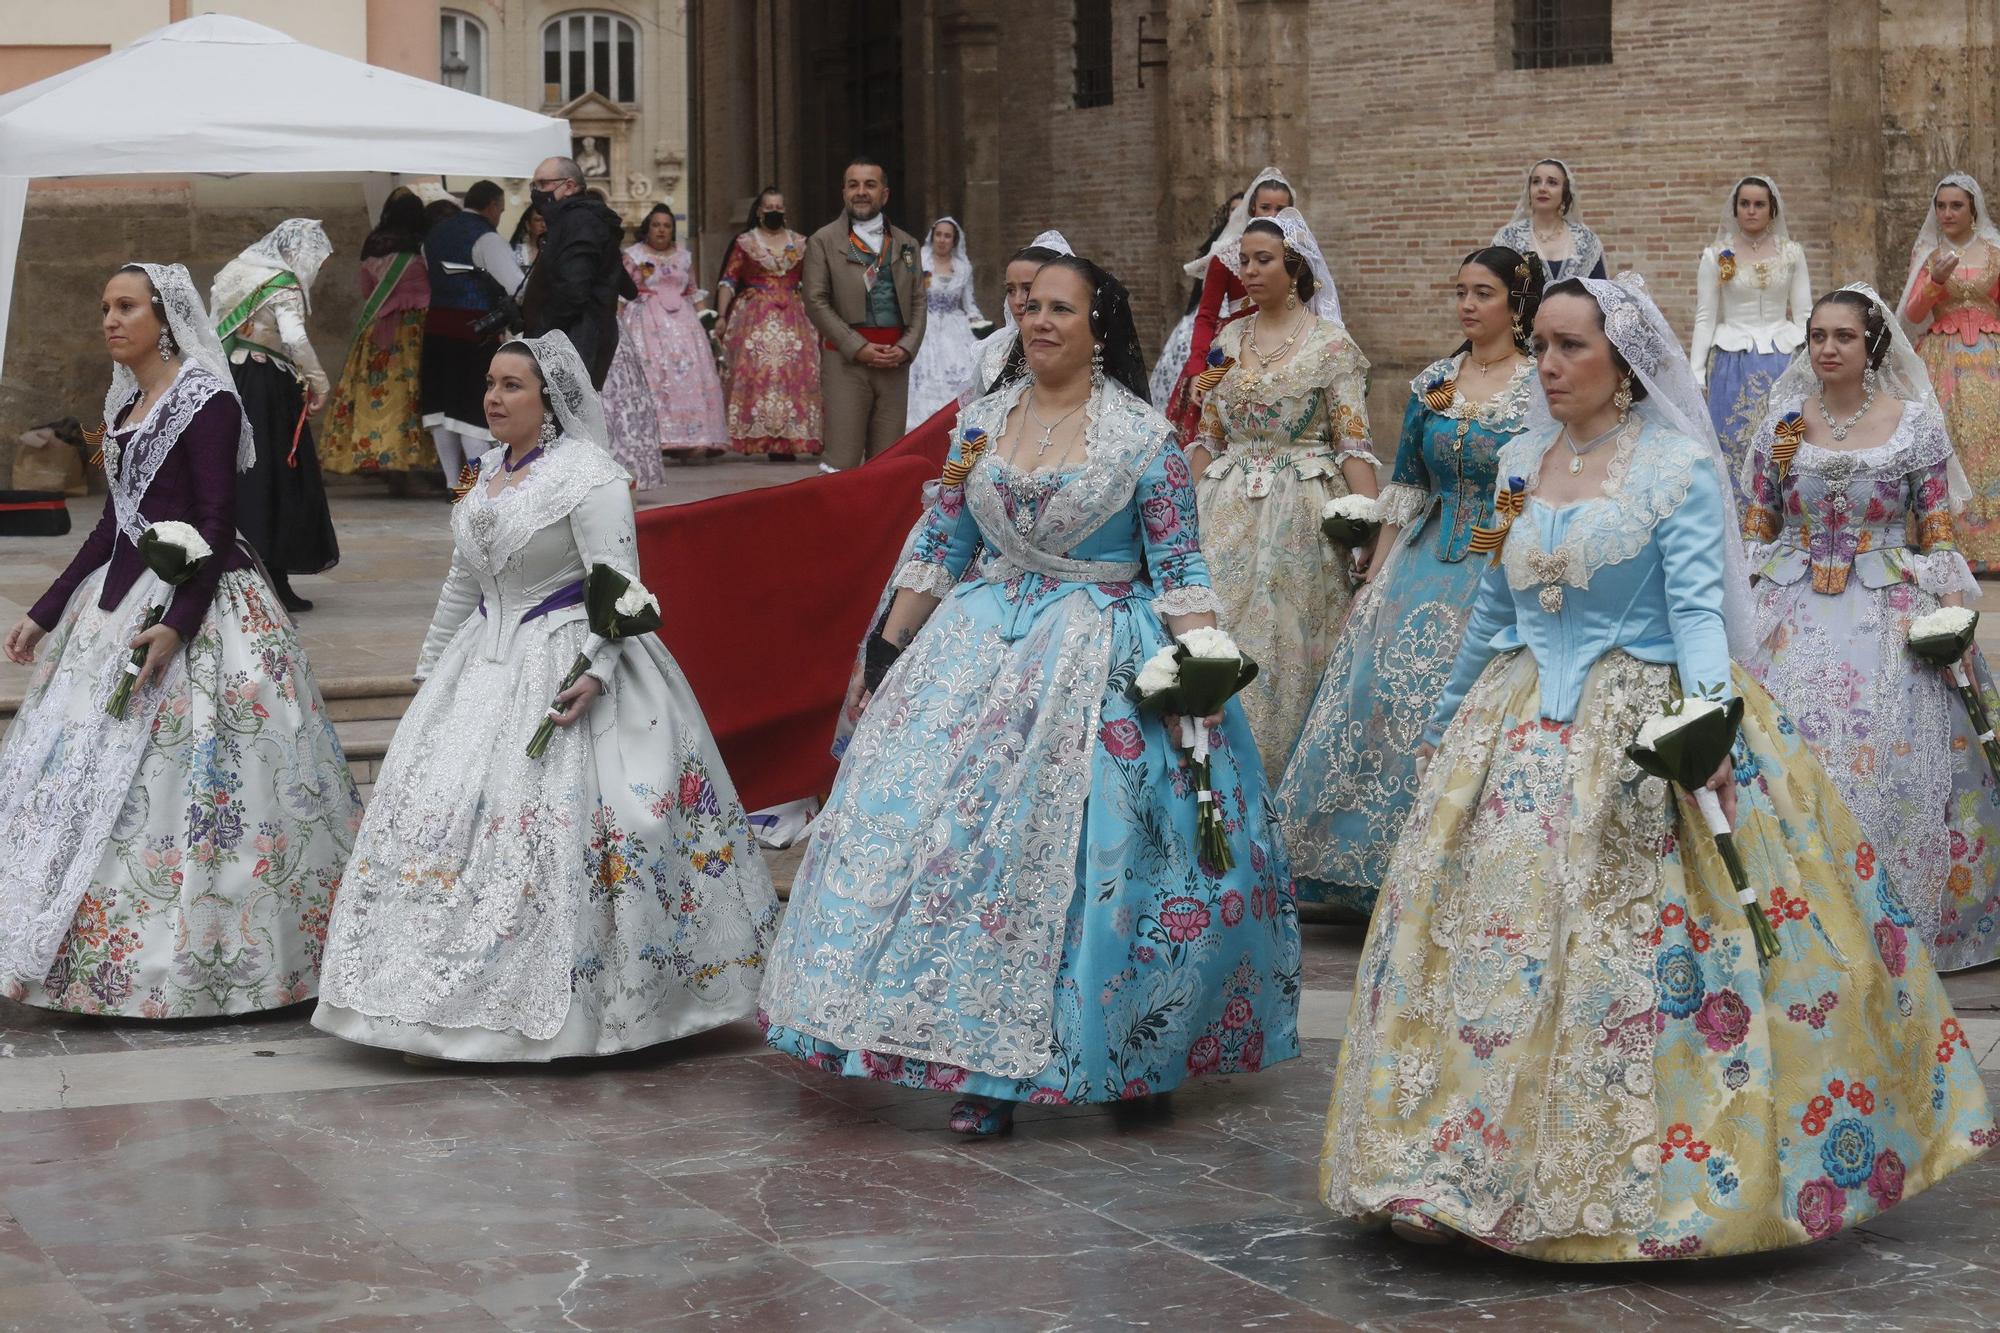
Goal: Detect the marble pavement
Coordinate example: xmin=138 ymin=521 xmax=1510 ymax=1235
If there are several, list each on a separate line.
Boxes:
xmin=2 ymin=469 xmax=2000 ymax=1329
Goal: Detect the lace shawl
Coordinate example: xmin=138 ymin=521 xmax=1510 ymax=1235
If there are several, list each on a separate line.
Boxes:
xmin=105 ymin=363 xmax=229 ymax=547
xmin=1498 ymin=417 xmax=1702 ymax=597
xmin=1493 ymin=217 xmax=1604 ymax=285
xmin=453 ymin=437 xmax=630 ymax=578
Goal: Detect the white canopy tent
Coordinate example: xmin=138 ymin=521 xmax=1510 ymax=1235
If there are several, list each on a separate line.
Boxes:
xmin=0 ymin=13 xmax=572 ymax=382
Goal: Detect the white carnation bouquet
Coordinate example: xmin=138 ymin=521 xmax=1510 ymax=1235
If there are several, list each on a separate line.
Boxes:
xmin=107 ymin=520 xmax=214 ymax=718
xmin=1627 ymin=688 xmax=1780 ymax=964
xmin=526 ymin=564 xmax=662 ymax=759
xmin=1130 ymin=627 xmax=1259 ymax=871
xmin=1908 ymin=606 xmax=2000 ymax=777
xmin=1320 ymin=493 xmax=1379 ymax=549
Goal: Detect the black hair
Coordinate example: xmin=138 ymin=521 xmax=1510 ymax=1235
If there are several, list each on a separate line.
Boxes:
xmin=1809 ymin=290 xmax=1893 ymax=369
xmin=1541 ymin=277 xmax=1651 ymax=401
xmin=1242 ymin=218 xmax=1317 ymax=305
xmin=845 ymin=154 xmax=888 ymax=184
xmin=1458 ymin=245 xmax=1545 ymax=354
xmin=1009 ymin=243 xmax=1065 ymax=267
xmin=991 ymin=255 xmax=1150 ymax=400
xmin=1529 ymin=159 xmax=1574 ymax=217
xmin=509 ymin=203 xmax=546 ymax=246
xmin=423 ymin=198 xmax=462 ymax=229
xmin=1249 ymin=179 xmax=1294 ymax=212
xmin=114 ymin=264 xmax=176 ymax=354
xmin=463 ymin=180 xmax=506 ymax=213
xmin=1732 ymin=176 xmax=1778 ymax=220
xmin=361 ymin=190 xmax=428 ymax=259
xmin=1186 ymin=193 xmax=1244 ymax=315
xmin=494 ymin=340 xmax=556 ymax=413
xmin=635 ymin=203 xmax=677 ymax=246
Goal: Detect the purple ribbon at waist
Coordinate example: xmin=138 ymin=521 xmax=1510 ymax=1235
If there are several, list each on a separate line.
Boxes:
xmin=477 ymin=579 xmax=586 ymax=623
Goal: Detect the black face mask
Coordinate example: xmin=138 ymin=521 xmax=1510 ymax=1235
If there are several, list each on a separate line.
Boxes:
xmin=760 ymin=210 xmax=785 ymax=229
xmin=530 ymin=187 xmax=558 ymax=213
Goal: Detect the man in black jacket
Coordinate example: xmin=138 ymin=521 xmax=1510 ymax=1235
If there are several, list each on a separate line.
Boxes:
xmin=520 ymin=156 xmax=630 ymax=387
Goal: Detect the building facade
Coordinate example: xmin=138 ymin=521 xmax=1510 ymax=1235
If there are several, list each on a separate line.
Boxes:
xmin=689 ymin=0 xmax=2000 ymax=430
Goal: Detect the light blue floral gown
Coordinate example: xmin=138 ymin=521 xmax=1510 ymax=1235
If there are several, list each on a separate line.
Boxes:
xmin=761 ymin=378 xmax=1301 ymax=1105
xmin=1277 ymin=355 xmax=1532 ymax=914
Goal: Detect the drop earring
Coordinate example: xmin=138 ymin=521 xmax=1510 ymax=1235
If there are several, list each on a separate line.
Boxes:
xmin=157 ymin=330 xmax=173 ymax=362
xmin=1613 ymin=374 xmax=1634 ymax=422
xmin=1090 ymin=343 xmax=1105 ymax=389
xmin=539 ymin=415 xmax=560 ymax=447
xmin=1285 ymin=286 xmax=1299 ymax=311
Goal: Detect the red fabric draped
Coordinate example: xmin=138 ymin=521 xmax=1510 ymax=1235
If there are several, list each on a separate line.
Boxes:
xmin=636 ymin=399 xmax=958 ymax=811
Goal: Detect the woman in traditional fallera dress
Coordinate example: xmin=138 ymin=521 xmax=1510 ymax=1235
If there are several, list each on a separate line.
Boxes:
xmin=1163 ymin=167 xmax=1301 ymax=444
xmin=1690 ymin=175 xmax=1811 ymax=507
xmin=1320 ymin=272 xmax=1994 ymax=1259
xmin=716 ymin=189 xmax=822 ymax=458
xmin=211 ymin=218 xmax=341 ymax=612
xmin=0 ymin=263 xmax=360 ymax=1017
xmin=1492 ymin=158 xmax=1607 ymax=286
xmin=1900 ymin=171 xmax=2000 ymax=569
xmin=615 ymin=205 xmax=728 ymax=462
xmin=1741 ymin=283 xmax=2000 ymax=974
xmin=1192 ymin=209 xmax=1374 ymax=775
xmin=762 ymin=257 xmax=1301 ymax=1135
xmin=1152 ymin=192 xmax=1242 ymax=410
xmin=1277 ymin=247 xmax=1541 ymax=916
xmin=322 ymin=189 xmax=435 ymax=479
xmin=313 ymin=333 xmax=779 ymax=1061
xmin=905 ymin=216 xmax=987 ymax=429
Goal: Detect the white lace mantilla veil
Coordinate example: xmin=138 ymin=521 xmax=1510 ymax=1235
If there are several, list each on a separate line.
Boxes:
xmin=920 ymin=215 xmax=971 ymax=279
xmin=1494 ymin=158 xmax=1604 ymax=284
xmin=231 ymin=217 xmax=334 ymax=311
xmin=1897 ymin=171 xmax=2000 ymax=339
xmin=1183 ymin=165 xmax=1293 ymax=280
xmin=1526 ymin=271 xmax=1756 ymax=656
xmin=1211 ymin=206 xmax=1343 ymax=324
xmin=106 ymin=261 xmax=255 ymax=471
xmin=509 ymin=330 xmax=612 ymax=453
xmin=1002 ymin=228 xmax=1074 ymax=333
xmin=1756 ymin=281 xmax=1973 ymax=507
xmin=1713 ymin=174 xmax=1791 ymax=251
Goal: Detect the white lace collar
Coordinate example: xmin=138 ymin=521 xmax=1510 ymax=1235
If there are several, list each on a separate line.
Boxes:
xmin=454 ymin=438 xmax=629 ymax=576
xmin=106 ymin=362 xmax=229 ymax=546
xmin=1412 ymin=354 xmax=1536 ymax=430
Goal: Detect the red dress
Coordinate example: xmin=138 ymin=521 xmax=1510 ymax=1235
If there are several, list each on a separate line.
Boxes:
xmin=1163 ymin=257 xmax=1253 ymax=443
xmin=718 ymin=230 xmax=824 ymax=457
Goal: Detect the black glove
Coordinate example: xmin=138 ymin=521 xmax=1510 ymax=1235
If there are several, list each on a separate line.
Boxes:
xmin=863 ymin=632 xmax=903 ymax=693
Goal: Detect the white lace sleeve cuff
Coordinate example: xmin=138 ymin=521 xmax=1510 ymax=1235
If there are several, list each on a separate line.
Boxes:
xmin=1152 ymin=585 xmax=1223 ymax=618
xmin=893 ymin=560 xmax=957 ymax=598
xmin=1376 ymin=482 xmax=1429 ymax=529
xmin=1335 ymin=444 xmax=1379 ymax=466
xmin=1913 ymin=549 xmax=1980 ymax=599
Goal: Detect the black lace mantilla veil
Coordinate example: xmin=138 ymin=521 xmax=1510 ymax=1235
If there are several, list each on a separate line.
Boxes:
xmin=991 ymin=256 xmax=1152 ymax=402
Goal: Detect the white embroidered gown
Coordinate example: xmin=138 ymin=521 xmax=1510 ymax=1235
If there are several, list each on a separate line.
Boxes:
xmin=313 ymin=438 xmax=779 ymax=1060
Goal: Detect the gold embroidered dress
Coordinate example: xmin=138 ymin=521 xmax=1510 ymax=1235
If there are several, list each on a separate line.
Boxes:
xmin=1194 ymin=317 xmax=1374 ymax=774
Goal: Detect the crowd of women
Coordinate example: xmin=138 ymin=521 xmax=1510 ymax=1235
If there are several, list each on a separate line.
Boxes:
xmin=0 ymin=156 xmax=1996 ymax=1266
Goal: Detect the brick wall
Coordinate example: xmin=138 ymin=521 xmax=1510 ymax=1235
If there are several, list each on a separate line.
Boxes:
xmin=1309 ymin=0 xmax=1834 ymax=433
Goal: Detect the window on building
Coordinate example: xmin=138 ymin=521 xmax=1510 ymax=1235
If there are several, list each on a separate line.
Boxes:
xmin=1072 ymin=0 xmax=1113 ymax=108
xmin=439 ymin=10 xmax=486 ymax=96
xmin=1512 ymin=0 xmax=1612 ymax=70
xmin=543 ymin=11 xmax=640 ymax=105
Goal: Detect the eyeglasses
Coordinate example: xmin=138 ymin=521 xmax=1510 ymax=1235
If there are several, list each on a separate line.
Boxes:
xmin=531 ymin=177 xmax=566 ymax=189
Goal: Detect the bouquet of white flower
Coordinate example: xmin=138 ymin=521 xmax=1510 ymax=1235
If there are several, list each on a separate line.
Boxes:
xmin=1908 ymin=606 xmax=2000 ymax=778
xmin=1130 ymin=627 xmax=1259 ymax=872
xmin=1628 ymin=689 xmax=1779 ymax=964
xmin=107 ymin=521 xmax=214 ymax=718
xmin=526 ymin=564 xmax=663 ymax=759
xmin=1320 ymin=492 xmax=1379 ymax=549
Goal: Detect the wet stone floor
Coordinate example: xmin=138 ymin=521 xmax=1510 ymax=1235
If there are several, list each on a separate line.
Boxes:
xmin=2 ymin=924 xmax=1998 ymax=1332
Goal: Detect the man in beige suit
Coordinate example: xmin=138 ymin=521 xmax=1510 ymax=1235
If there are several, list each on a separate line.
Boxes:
xmin=801 ymin=156 xmax=928 ymax=469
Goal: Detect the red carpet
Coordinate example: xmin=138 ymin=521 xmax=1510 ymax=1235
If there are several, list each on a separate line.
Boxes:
xmin=635 ymin=402 xmax=958 ymax=811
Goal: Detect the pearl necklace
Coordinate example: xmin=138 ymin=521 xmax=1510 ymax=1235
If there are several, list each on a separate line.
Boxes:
xmin=1816 ymin=381 xmax=1873 ymax=442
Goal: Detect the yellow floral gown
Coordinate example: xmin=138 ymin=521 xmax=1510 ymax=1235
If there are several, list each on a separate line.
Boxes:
xmin=1905 ymin=257 xmax=2000 ymax=568
xmin=1195 ymin=317 xmax=1375 ymax=775
xmin=1320 ymin=416 xmax=1994 ymax=1260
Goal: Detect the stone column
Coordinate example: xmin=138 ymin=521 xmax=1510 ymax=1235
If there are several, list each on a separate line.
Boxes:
xmin=941 ymin=2 xmax=1001 ymax=316
xmin=1826 ymin=0 xmax=1883 ymax=289
xmin=1874 ymin=1 xmax=2000 ymax=293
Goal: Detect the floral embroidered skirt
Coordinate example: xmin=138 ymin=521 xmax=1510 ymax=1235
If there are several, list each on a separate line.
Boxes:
xmin=1707 ymin=348 xmax=1790 ymax=512
xmin=314 ymin=622 xmax=779 ymax=1060
xmin=1922 ymin=329 xmax=2000 ymax=568
xmin=1745 ymin=573 xmax=2000 ymax=972
xmin=322 ymin=310 xmax=432 ymax=474
xmin=600 ymin=331 xmax=669 ymax=489
xmin=1277 ymin=534 xmax=1481 ymax=915
xmin=1320 ymin=649 xmax=1994 ymax=1260
xmin=761 ymin=581 xmax=1302 ymax=1104
xmin=1 ymin=568 xmax=360 ymax=1017
xmin=721 ymin=289 xmax=822 ymax=457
